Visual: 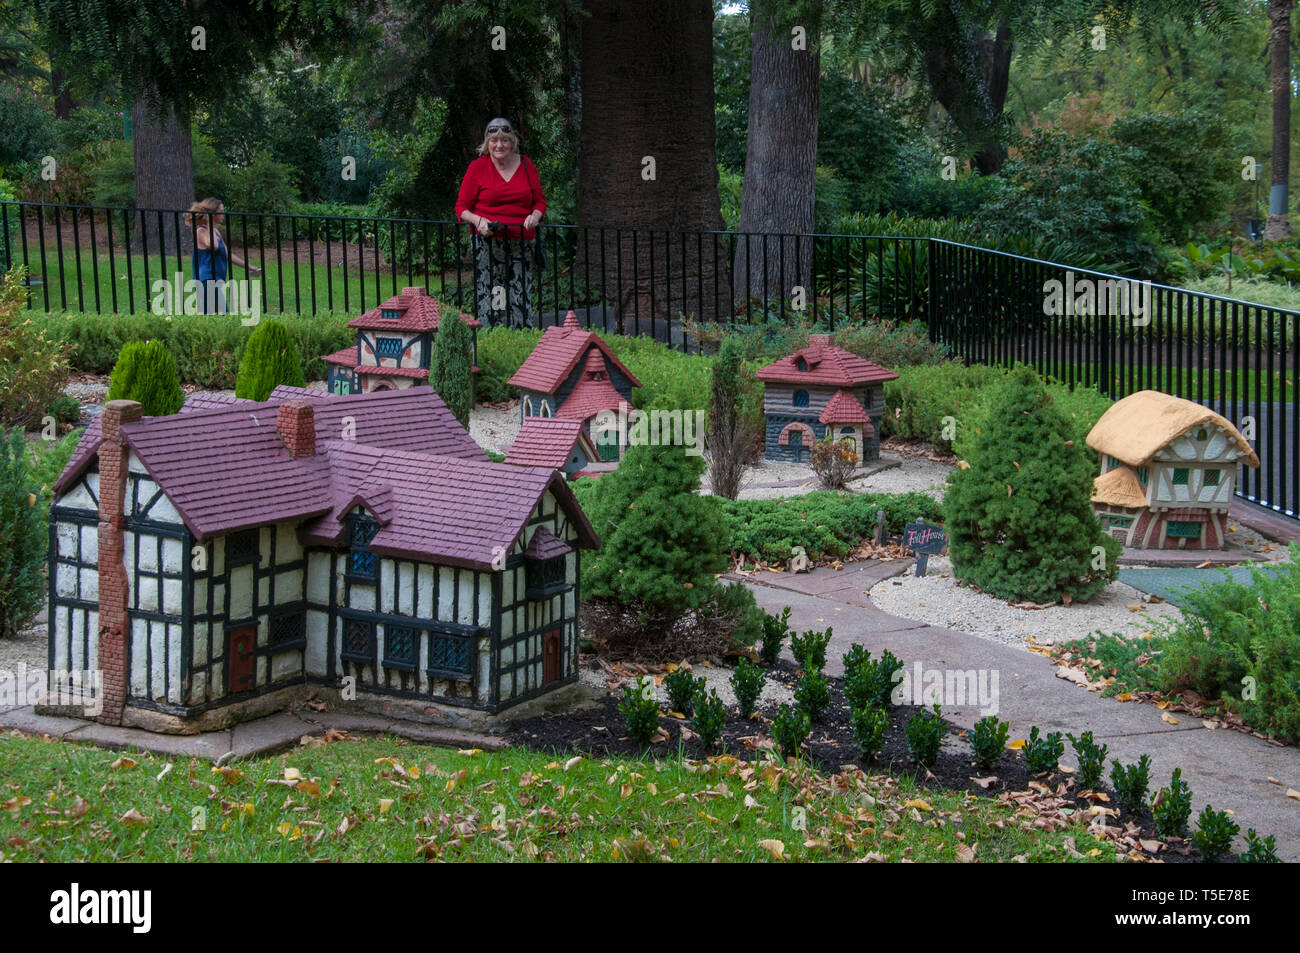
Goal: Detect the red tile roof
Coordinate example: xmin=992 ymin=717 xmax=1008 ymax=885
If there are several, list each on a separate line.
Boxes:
xmin=557 ymin=375 xmax=629 ymax=422
xmin=757 ymin=340 xmax=898 ymax=387
xmin=819 ymin=389 xmax=871 ymax=424
xmin=508 ymin=310 xmax=641 ymax=394
xmin=323 ymin=346 xmax=358 ymax=367
xmin=523 ymin=526 xmax=573 ymax=560
xmin=356 ymin=364 xmax=430 ymax=379
xmin=505 ymin=418 xmax=597 ymax=469
xmin=348 ymin=287 xmax=482 ymax=332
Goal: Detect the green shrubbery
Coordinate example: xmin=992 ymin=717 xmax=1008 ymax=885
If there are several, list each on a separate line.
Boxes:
xmin=970 ymin=715 xmax=1009 ymax=770
xmin=618 ymin=677 xmax=660 ymax=744
xmin=0 ymin=428 xmax=46 ymax=639
xmin=664 ymin=667 xmax=704 ymax=716
xmin=234 ymin=319 xmax=306 ymax=401
xmin=790 ymin=627 xmax=831 ymax=672
xmin=730 ymin=658 xmax=767 ymax=718
xmin=106 ymin=340 xmax=184 ymax=416
xmin=772 ymin=704 xmax=811 ymax=761
xmin=759 ymin=606 xmax=791 ymax=665
xmin=1068 ymin=731 xmax=1109 ymax=790
xmin=904 ymin=704 xmax=946 ymax=767
xmin=1111 ymin=755 xmax=1153 ymax=814
xmin=431 ymin=314 xmax=475 ymax=426
xmin=793 ymin=667 xmax=831 ymax=722
xmin=850 ymin=705 xmax=888 ymax=761
xmin=942 ymin=365 xmax=1120 ymax=604
xmin=690 ymin=688 xmax=726 ymax=750
xmin=1 ymin=268 xmax=71 ymax=428
xmin=1022 ymin=726 xmax=1064 ymax=774
xmin=1192 ymin=806 xmax=1238 ymax=862
xmin=1151 ymin=768 xmax=1193 ymax=839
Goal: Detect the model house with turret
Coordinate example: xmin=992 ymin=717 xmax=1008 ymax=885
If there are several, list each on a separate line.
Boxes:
xmin=508 ymin=311 xmax=641 ymax=462
xmin=1086 ymin=390 xmax=1259 ymax=549
xmin=324 ymin=287 xmax=480 ymax=395
xmin=757 ymin=333 xmax=897 ymax=463
xmin=46 ymin=385 xmax=597 ymax=732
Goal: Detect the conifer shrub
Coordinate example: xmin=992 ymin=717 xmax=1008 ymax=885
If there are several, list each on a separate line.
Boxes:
xmin=707 ymin=334 xmax=760 ymax=499
xmin=431 ymin=313 xmax=475 ymax=426
xmin=941 ymin=364 xmax=1120 ymax=604
xmin=234 ymin=318 xmax=306 ymax=402
xmin=106 ymin=340 xmax=184 ymax=416
xmin=0 ymin=428 xmax=46 ymax=639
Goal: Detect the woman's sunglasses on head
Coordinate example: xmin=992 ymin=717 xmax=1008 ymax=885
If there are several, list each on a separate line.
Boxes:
xmin=487 ymin=124 xmax=512 ymax=135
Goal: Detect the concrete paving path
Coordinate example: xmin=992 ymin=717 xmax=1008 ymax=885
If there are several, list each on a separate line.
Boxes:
xmin=734 ymin=562 xmax=1300 ymax=862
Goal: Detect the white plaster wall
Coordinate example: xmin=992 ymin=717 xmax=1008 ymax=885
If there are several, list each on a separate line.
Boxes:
xmin=307 ymin=553 xmax=331 ymax=603
xmin=127 ymin=451 xmax=148 ymax=475
xmin=305 ymin=610 xmax=329 ymax=676
xmin=129 ymin=618 xmax=149 ymax=696
xmin=58 ymin=478 xmax=96 ymax=512
xmin=228 ymin=566 xmax=253 ymax=619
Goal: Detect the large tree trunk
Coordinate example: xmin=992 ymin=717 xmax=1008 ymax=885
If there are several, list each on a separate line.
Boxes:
xmin=50 ymin=66 xmax=78 ymax=120
xmin=131 ymin=93 xmax=195 ymax=259
xmin=1264 ymin=0 xmax=1293 ymax=241
xmin=577 ymin=0 xmax=724 ymax=334
xmin=922 ymin=18 xmax=1012 ymax=176
xmin=732 ymin=1 xmax=821 ymax=317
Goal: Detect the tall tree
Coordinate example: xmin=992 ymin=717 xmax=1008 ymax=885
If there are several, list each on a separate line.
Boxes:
xmin=1264 ymin=0 xmax=1293 ymax=240
xmin=577 ymin=0 xmax=724 ymax=326
xmin=732 ymin=0 xmax=822 ymax=311
xmin=33 ymin=0 xmax=362 ymax=251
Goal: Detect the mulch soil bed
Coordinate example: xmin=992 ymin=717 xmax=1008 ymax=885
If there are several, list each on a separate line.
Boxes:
xmin=507 ymin=657 xmax=1199 ymax=861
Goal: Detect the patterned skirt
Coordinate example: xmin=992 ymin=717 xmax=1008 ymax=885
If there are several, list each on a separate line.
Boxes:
xmin=472 ymin=234 xmax=533 ymax=328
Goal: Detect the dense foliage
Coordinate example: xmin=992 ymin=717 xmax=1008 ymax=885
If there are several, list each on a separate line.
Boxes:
xmin=106 ymin=340 xmax=184 ymax=416
xmin=0 ymin=268 xmax=71 ymax=428
xmin=430 ymin=314 xmax=475 ymax=427
xmin=234 ymin=319 xmax=306 ymax=402
xmin=0 ymin=428 xmax=47 ymax=639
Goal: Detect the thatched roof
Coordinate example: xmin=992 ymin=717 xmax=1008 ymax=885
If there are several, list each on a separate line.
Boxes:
xmin=1091 ymin=466 xmax=1148 ymax=509
xmin=1085 ymin=391 xmax=1259 ymax=469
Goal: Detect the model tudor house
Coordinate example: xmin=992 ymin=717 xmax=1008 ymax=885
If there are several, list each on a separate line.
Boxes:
xmin=505 ymin=417 xmax=599 ymax=479
xmin=757 ymin=334 xmax=898 ymax=463
xmin=508 ymin=311 xmax=641 ymax=462
xmin=1086 ymin=390 xmax=1259 ymax=549
xmin=47 ymin=385 xmax=598 ymax=732
xmin=324 ymin=286 xmax=481 ymax=395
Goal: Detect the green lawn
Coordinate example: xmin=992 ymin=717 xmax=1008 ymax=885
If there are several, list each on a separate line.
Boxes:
xmin=0 ymin=734 xmax=1120 ymax=863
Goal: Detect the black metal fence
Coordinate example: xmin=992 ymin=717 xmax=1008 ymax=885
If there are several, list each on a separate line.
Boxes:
xmin=4 ymin=200 xmax=1298 ymax=517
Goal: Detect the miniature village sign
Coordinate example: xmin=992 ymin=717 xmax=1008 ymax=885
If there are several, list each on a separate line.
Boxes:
xmin=903 ymin=520 xmax=947 ymax=577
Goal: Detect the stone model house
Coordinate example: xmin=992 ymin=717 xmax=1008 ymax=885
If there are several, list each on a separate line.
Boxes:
xmin=324 ymin=286 xmax=481 ymax=395
xmin=1086 ymin=390 xmax=1259 ymax=549
xmin=756 ymin=333 xmax=898 ymax=463
xmin=47 ymin=385 xmax=598 ymax=732
xmin=505 ymin=417 xmax=599 ymax=479
xmin=508 ymin=311 xmax=641 ymax=462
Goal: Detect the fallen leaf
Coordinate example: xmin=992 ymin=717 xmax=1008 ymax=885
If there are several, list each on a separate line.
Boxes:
xmin=458 ymin=748 xmax=483 ymax=757
xmin=1161 ymin=712 xmax=1180 ymax=725
xmin=1007 ymin=739 xmax=1026 ymax=750
xmin=283 ymin=767 xmax=302 ymax=782
xmin=1202 ymin=720 xmax=1218 ymax=730
xmin=970 ymin=776 xmax=998 ymax=789
xmin=1267 ymin=777 xmax=1283 ymax=785
xmin=1287 ymin=789 xmax=1300 ymax=802
xmin=379 ymin=799 xmax=393 ymax=814
xmin=564 ymin=756 xmax=583 ymax=771
xmin=955 ymin=843 xmax=976 ymax=862
xmin=903 ymin=798 xmax=932 ymax=812
xmin=757 ymin=839 xmax=786 ymax=861
xmin=3 ymin=796 xmax=32 ymax=812
xmin=110 ymin=757 xmax=138 ymax=770
xmin=119 ymin=808 xmax=148 ymax=826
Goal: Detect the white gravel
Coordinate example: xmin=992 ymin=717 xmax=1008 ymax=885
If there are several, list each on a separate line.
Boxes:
xmin=867 ymin=554 xmax=1183 ymax=651
xmin=578 ymin=658 xmax=793 ymax=711
xmin=1 ymin=611 xmax=48 ymax=711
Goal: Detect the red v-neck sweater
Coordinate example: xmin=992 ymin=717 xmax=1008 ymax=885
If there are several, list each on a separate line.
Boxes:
xmin=455 ymin=155 xmax=547 ymax=239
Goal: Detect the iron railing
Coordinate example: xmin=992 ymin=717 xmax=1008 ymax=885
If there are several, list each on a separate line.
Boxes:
xmin=4 ymin=200 xmax=1298 ymax=517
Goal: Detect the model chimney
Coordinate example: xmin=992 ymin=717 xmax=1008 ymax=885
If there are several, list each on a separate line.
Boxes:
xmin=97 ymin=399 xmax=142 ymax=726
xmin=277 ymin=401 xmax=316 ymax=458
xmin=808 ymin=333 xmax=834 ymax=347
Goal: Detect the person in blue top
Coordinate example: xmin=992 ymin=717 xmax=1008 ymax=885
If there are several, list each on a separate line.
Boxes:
xmin=188 ymin=197 xmax=261 ymax=313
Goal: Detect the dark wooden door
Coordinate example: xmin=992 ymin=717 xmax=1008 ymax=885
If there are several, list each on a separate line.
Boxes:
xmin=227 ymin=626 xmax=257 ymax=694
xmin=543 ymin=629 xmax=562 ymax=684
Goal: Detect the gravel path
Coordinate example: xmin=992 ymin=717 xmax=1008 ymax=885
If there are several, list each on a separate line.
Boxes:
xmin=867 ymin=554 xmax=1183 ymax=650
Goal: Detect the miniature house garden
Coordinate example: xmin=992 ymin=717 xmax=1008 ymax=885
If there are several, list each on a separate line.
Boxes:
xmin=1 ymin=268 xmax=1294 ymax=862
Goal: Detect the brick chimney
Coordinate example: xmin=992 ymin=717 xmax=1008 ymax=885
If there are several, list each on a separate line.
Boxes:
xmin=808 ymin=333 xmax=834 ymax=347
xmin=401 ymin=286 xmax=427 ymax=297
xmin=97 ymin=399 xmax=141 ymax=726
xmin=277 ymin=401 xmax=316 ymax=458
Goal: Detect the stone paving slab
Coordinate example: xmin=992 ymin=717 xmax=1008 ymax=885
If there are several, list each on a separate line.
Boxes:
xmin=65 ymin=721 xmax=232 ymax=759
xmin=742 ymin=573 xmax=1300 ymax=862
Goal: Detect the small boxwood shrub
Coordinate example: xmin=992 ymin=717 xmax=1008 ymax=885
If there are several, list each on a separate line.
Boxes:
xmin=1110 ymin=755 xmax=1153 ymax=814
xmin=1241 ymin=829 xmax=1281 ymax=863
xmin=107 ymin=340 xmax=184 ymax=416
xmin=905 ymin=703 xmax=946 ymax=767
xmin=618 ymin=677 xmax=660 ymax=744
xmin=1192 ymin=805 xmax=1239 ymax=862
xmin=1151 ymin=768 xmax=1193 ymax=839
xmin=771 ymin=704 xmax=811 ymax=761
xmin=1067 ymin=731 xmax=1109 ymax=790
xmin=730 ymin=658 xmax=767 ymax=718
xmin=759 ymin=605 xmax=792 ymax=665
xmin=664 ymin=667 xmax=704 ymax=716
xmin=841 ymin=645 xmax=874 ymax=709
xmin=793 ymin=667 xmax=831 ymax=722
xmin=234 ymin=319 xmax=306 ymax=401
xmin=790 ymin=627 xmax=831 ymax=671
xmin=690 ymin=687 xmax=726 ymax=751
xmin=850 ymin=705 xmax=888 ymax=761
xmin=1022 ymin=726 xmax=1065 ymax=774
xmin=970 ymin=715 xmax=1009 ymax=770
xmin=868 ymin=649 xmax=906 ymax=709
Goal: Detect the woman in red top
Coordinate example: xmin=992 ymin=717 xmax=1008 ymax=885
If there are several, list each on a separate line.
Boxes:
xmin=455 ymin=117 xmax=547 ymax=328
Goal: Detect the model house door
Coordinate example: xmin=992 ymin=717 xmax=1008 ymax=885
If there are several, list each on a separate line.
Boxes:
xmin=227 ymin=626 xmax=257 ymax=694
xmin=543 ymin=629 xmax=562 ymax=684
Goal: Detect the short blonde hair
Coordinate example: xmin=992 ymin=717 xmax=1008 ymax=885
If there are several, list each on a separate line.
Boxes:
xmin=476 ymin=118 xmax=519 ymax=157
xmin=187 ymin=197 xmax=224 ymax=227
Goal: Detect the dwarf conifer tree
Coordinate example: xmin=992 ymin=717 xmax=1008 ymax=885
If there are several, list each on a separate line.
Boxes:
xmin=235 ymin=319 xmax=305 ymax=401
xmin=431 ymin=313 xmax=474 ymax=426
xmin=942 ymin=364 xmax=1120 ymax=603
xmin=0 ymin=428 xmax=46 ymax=639
xmin=106 ymin=340 xmax=184 ymax=415
xmin=582 ymin=439 xmax=730 ymax=612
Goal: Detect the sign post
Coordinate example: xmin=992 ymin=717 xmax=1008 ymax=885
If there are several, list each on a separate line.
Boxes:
xmin=903 ymin=520 xmax=948 ymax=577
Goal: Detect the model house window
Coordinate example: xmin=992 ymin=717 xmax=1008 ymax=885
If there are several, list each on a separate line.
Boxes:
xmin=341 ymin=618 xmax=376 ymax=663
xmin=1173 ymin=468 xmax=1189 ymax=485
xmin=1167 ymin=521 xmax=1202 ymax=539
xmin=796 ymin=357 xmax=808 ymax=371
xmin=523 ymin=396 xmax=534 ymax=416
xmin=1205 ymin=469 xmax=1220 ymax=486
xmin=1136 ymin=466 xmax=1149 ymax=485
xmin=226 ymin=528 xmax=260 ymax=567
xmin=375 ymin=337 xmax=404 ymax=359
xmin=1107 ymin=456 xmax=1118 ymax=470
xmin=269 ymin=607 xmax=306 ymax=650
xmin=348 ymin=515 xmax=379 ymax=579
xmin=1107 ymin=515 xmax=1134 ymax=529
xmin=428 ymin=632 xmax=473 ymax=678
xmin=793 ymin=390 xmax=810 ymax=407
xmin=526 ymin=555 xmax=569 ymax=599
xmin=383 ymin=625 xmax=418 ymax=671
xmin=1196 ymin=428 xmax=1208 ymax=441
xmin=382 ymin=308 xmax=399 ymax=320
